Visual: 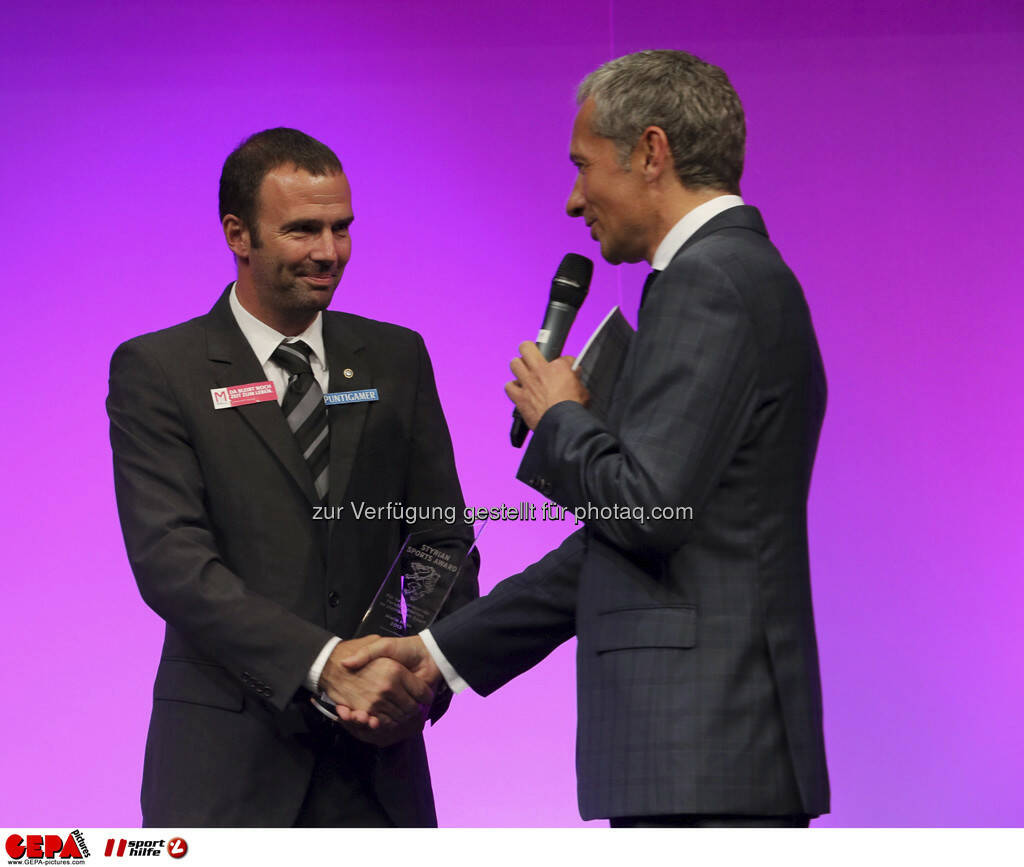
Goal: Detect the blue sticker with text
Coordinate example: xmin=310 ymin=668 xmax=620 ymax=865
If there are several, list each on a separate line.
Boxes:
xmin=323 ymin=388 xmax=379 ymax=406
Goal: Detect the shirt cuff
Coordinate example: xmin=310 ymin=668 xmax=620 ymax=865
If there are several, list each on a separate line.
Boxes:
xmin=420 ymin=628 xmax=469 ymax=694
xmin=306 ymin=636 xmax=342 ymax=693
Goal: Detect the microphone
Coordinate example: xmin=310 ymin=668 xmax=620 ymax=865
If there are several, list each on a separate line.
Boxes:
xmin=510 ymin=253 xmax=593 ymax=447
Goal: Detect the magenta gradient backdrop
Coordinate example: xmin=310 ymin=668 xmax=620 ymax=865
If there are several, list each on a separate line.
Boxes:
xmin=2 ymin=0 xmax=1021 ymax=828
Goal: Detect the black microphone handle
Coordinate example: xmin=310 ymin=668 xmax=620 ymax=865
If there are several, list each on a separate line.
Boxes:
xmin=510 ymin=410 xmax=530 ymax=448
xmin=510 ymin=302 xmax=580 ymax=447
xmin=534 ymin=301 xmax=578 ymax=361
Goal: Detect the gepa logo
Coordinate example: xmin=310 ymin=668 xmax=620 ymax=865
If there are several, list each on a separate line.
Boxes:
xmin=5 ymin=830 xmax=89 ymax=862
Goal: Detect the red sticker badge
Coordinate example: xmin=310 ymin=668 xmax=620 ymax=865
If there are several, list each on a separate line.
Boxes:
xmin=211 ymin=381 xmax=278 ymax=409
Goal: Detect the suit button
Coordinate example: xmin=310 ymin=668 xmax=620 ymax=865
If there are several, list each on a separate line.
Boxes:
xmin=328 ymin=591 xmax=340 ymax=607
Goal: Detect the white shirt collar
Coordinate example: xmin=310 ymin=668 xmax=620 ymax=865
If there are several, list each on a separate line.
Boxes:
xmin=228 ymin=282 xmax=326 ymax=368
xmin=650 ymin=194 xmax=745 ymax=271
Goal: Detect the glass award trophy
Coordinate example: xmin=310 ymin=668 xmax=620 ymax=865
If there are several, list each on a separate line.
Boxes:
xmin=312 ymin=519 xmax=486 ymax=721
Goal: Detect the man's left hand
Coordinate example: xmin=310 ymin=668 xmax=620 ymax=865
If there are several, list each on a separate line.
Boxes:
xmin=338 ymin=711 xmax=428 ymax=747
xmin=329 ymin=636 xmax=440 ymax=743
xmin=505 ymin=341 xmax=589 ymax=430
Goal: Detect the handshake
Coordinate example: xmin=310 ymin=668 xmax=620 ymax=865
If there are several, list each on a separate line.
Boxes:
xmin=315 ymin=635 xmax=440 ymax=747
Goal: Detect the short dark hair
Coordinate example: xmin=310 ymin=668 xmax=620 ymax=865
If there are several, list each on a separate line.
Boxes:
xmin=218 ymin=127 xmax=343 ymax=246
xmin=577 ymin=50 xmax=746 ymax=194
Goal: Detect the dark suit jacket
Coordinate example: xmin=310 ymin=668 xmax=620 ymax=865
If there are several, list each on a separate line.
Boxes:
xmin=431 ymin=206 xmax=829 ymax=820
xmin=108 ymin=287 xmax=478 ymax=827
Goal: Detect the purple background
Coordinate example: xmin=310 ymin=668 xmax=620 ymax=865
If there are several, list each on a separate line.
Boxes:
xmin=2 ymin=0 xmax=1021 ymax=827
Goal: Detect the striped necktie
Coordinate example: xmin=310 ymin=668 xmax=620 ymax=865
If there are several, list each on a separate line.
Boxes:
xmin=271 ymin=340 xmax=330 ymax=501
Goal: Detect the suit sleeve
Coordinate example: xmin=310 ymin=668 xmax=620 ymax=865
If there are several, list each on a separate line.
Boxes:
xmin=108 ymin=339 xmax=333 ymax=712
xmin=518 ymin=250 xmax=759 ymax=556
xmin=401 ymin=332 xmax=480 ymax=616
xmin=402 ymin=333 xmax=480 ymax=719
xmin=429 ymin=529 xmax=583 ymax=696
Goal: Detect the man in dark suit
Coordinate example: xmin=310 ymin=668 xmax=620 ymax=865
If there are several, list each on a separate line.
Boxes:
xmin=107 ymin=128 xmax=478 ymax=827
xmin=341 ymin=51 xmax=829 ymax=827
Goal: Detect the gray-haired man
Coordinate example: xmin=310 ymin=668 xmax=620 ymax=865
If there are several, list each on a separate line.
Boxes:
xmin=345 ymin=50 xmax=829 ymax=827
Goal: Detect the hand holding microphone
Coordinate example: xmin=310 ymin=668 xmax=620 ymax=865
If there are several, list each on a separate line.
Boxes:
xmin=508 ymin=253 xmax=593 ymax=445
xmin=506 ymin=342 xmax=590 ymax=431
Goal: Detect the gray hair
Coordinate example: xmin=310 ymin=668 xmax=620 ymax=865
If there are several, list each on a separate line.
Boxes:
xmin=577 ymin=50 xmax=746 ymax=194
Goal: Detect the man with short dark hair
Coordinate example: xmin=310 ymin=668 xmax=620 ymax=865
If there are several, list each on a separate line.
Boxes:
xmin=107 ymin=127 xmax=477 ymax=827
xmin=344 ymin=51 xmax=830 ymax=827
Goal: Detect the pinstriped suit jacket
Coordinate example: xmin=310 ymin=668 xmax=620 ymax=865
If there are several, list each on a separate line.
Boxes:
xmin=108 ymin=289 xmax=478 ymax=826
xmin=431 ymin=206 xmax=829 ymax=820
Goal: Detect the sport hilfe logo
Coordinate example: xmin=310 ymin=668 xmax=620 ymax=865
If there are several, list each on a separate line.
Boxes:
xmin=5 ymin=831 xmax=89 ymax=860
xmin=102 ymin=837 xmax=187 ymax=858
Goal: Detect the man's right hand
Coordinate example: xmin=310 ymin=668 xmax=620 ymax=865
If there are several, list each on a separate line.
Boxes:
xmin=330 ymin=636 xmax=443 ymax=731
xmin=340 ymin=635 xmax=442 ymax=692
xmin=318 ymin=636 xmax=434 ymax=728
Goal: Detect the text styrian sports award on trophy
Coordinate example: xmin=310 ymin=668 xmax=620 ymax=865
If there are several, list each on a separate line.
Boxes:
xmin=312 ymin=519 xmax=486 ymax=721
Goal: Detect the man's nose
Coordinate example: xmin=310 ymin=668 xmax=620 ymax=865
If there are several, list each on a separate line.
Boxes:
xmin=310 ymin=228 xmax=337 ymax=261
xmin=566 ymin=176 xmax=584 ymax=217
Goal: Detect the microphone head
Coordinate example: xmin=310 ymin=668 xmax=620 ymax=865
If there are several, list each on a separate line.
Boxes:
xmin=550 ymin=253 xmax=593 ymax=308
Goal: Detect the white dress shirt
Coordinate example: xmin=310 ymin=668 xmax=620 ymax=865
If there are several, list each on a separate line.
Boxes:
xmin=228 ymin=284 xmax=340 ymax=692
xmin=228 ymin=283 xmax=330 ymax=399
xmin=650 ymin=194 xmax=744 ymax=270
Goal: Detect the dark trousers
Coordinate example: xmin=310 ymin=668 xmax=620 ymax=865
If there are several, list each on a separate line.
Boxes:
xmin=610 ymin=814 xmax=811 ymax=828
xmin=293 ymin=705 xmax=394 ymax=828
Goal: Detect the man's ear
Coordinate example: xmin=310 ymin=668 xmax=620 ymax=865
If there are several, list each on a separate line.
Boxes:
xmin=638 ymin=125 xmax=672 ymax=181
xmin=222 ymin=214 xmax=251 ymax=258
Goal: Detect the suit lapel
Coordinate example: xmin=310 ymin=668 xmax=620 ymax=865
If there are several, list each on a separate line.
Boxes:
xmin=642 ymin=207 xmax=768 ymax=309
xmin=673 ymin=204 xmax=768 ymax=261
xmin=322 ymin=313 xmax=371 ymax=516
xmin=203 ymin=287 xmax=321 ymax=505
